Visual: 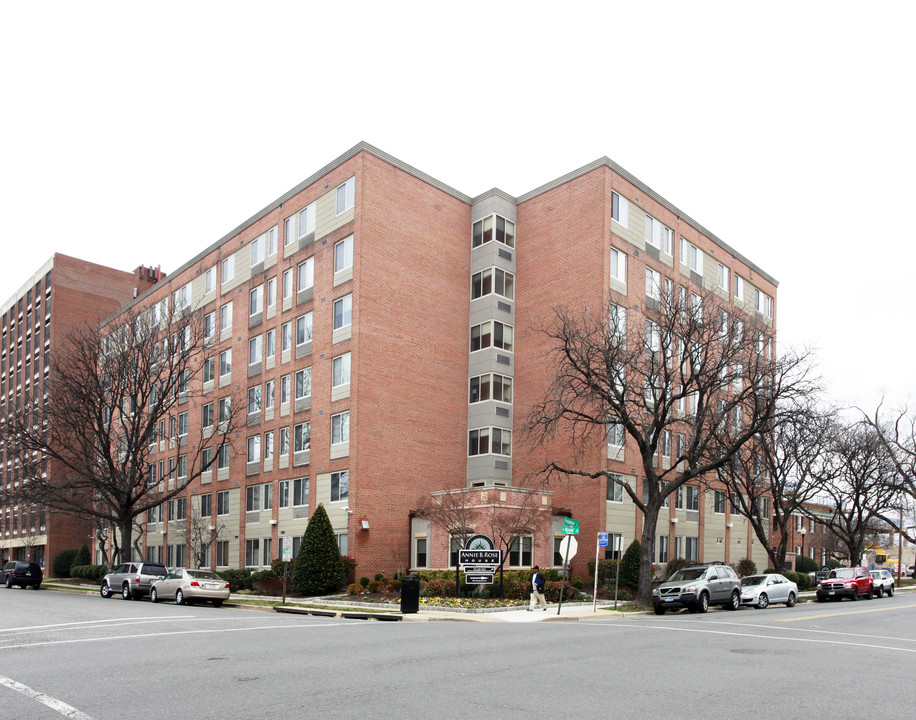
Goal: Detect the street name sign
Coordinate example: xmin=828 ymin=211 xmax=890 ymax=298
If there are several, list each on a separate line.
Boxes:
xmin=561 ymin=517 xmax=580 ymax=535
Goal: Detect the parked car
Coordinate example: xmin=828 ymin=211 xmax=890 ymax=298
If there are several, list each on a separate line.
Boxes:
xmin=2 ymin=561 xmax=43 ymax=590
xmin=739 ymin=574 xmax=798 ymax=608
xmin=815 ymin=566 xmax=873 ymax=602
xmin=150 ymin=568 xmax=230 ymax=607
xmin=908 ymin=565 xmax=915 ymax=578
xmin=100 ymin=562 xmax=168 ymax=600
xmin=652 ymin=562 xmax=741 ymax=614
xmin=869 ymin=569 xmax=895 ymax=597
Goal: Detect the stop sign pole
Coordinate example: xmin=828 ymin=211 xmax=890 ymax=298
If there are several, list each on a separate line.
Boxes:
xmin=556 ymin=534 xmax=578 ymax=615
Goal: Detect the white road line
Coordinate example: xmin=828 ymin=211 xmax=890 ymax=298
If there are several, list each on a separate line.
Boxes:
xmin=0 ymin=620 xmax=368 ymax=652
xmin=0 ymin=617 xmax=197 ymax=638
xmin=689 ymin=618 xmax=916 ymax=644
xmin=0 ymin=675 xmax=94 ymax=720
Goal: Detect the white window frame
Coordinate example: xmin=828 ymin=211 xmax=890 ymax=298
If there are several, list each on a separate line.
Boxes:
xmin=610 ymin=247 xmax=626 ymax=284
xmin=336 ymin=177 xmax=355 ymax=215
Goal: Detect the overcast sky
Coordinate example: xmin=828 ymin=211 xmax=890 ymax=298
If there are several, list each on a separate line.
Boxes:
xmin=1 ymin=2 xmax=913 ymax=414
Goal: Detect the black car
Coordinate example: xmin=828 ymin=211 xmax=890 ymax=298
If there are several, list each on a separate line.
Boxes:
xmin=2 ymin=561 xmax=43 ymax=589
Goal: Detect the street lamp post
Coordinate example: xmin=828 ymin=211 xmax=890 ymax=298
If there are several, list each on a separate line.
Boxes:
xmin=799 ymin=526 xmax=807 ymax=572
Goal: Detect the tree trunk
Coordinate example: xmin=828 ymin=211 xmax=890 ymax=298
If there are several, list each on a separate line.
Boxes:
xmin=119 ymin=520 xmax=133 ymax=564
xmin=637 ymin=503 xmax=660 ymax=606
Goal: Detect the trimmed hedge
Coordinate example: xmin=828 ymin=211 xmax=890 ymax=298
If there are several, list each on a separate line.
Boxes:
xmin=71 ymin=564 xmax=108 ymax=581
xmin=53 ymin=549 xmax=79 ymax=578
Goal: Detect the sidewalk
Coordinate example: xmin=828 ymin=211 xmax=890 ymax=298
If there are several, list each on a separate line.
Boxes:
xmin=401 ymin=602 xmax=626 ymax=622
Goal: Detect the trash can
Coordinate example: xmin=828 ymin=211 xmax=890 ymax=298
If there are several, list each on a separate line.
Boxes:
xmin=400 ymin=574 xmax=420 ymax=614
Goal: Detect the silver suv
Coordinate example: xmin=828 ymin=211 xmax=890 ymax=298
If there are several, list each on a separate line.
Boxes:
xmin=100 ymin=562 xmax=168 ymax=600
xmin=652 ymin=562 xmax=741 ymax=615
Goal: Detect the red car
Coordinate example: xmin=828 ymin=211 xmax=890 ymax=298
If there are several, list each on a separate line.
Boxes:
xmin=815 ymin=566 xmax=873 ymax=602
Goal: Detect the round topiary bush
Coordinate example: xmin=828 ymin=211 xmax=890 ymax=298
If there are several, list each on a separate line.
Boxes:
xmin=53 ymin=549 xmax=79 ymax=578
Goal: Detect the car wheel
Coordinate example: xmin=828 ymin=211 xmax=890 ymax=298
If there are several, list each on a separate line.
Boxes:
xmin=698 ymin=592 xmax=709 ymax=613
xmin=122 ymin=584 xmax=133 ymax=600
xmin=786 ymin=592 xmax=796 ymax=608
xmin=727 ymin=590 xmax=740 ymax=610
xmin=849 ymin=589 xmax=858 ymax=601
xmin=888 ymin=585 xmax=894 ymax=597
xmin=653 ymin=605 xmax=665 ymax=615
xmin=876 ymin=586 xmax=883 ymax=598
xmin=175 ymin=589 xmax=185 ymax=606
xmin=150 ymin=588 xmax=159 ymax=603
xmin=100 ymin=582 xmax=112 ymax=598
xmin=4 ymin=575 xmax=11 ymax=589
xmin=757 ymin=593 xmax=769 ymax=609
xmin=212 ymin=600 xmax=223 ymax=608
xmin=32 ymin=584 xmax=40 ymax=591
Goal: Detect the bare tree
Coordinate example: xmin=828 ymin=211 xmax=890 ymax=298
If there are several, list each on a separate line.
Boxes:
xmin=2 ymin=304 xmax=242 ymax=562
xmin=813 ymin=421 xmax=896 ymax=565
xmin=861 ymin=406 xmax=916 ymax=543
xmin=176 ymin=505 xmax=225 ymax=569
xmin=718 ymin=402 xmax=831 ymax=571
xmin=527 ymin=288 xmax=815 ymax=605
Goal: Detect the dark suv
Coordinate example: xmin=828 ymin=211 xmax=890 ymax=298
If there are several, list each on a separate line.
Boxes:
xmin=100 ymin=562 xmax=168 ymax=600
xmin=652 ymin=562 xmax=741 ymax=614
xmin=2 ymin=561 xmax=43 ymax=589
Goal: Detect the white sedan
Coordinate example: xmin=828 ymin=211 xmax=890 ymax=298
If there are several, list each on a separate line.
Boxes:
xmin=150 ymin=568 xmax=230 ymax=607
xmin=739 ymin=574 xmax=798 ymax=609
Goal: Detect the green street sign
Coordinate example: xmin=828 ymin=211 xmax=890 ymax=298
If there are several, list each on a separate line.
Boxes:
xmin=561 ymin=518 xmax=580 ymax=534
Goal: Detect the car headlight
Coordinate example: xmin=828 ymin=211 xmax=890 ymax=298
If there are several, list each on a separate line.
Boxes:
xmin=652 ymin=588 xmax=660 ymax=596
xmin=683 ymin=584 xmax=698 ymax=594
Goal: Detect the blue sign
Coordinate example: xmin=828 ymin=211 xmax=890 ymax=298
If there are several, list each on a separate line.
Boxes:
xmin=598 ymin=532 xmax=609 ymax=547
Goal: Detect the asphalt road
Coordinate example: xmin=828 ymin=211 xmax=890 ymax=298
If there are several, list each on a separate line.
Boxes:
xmin=0 ymin=587 xmax=913 ymax=719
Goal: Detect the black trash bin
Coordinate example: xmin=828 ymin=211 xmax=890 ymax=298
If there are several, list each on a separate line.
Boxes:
xmin=400 ymin=574 xmax=420 ymax=614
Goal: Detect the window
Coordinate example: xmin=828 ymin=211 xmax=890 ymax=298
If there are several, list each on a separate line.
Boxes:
xmin=278 ymin=480 xmax=289 ymax=508
xmin=266 ymin=329 xmax=276 ymax=359
xmin=333 ymin=295 xmax=352 ymax=330
xmin=734 ymin=274 xmax=745 ymax=300
xmin=293 ymin=477 xmax=308 ymax=506
xmin=471 ymin=268 xmax=515 ymax=301
xmin=611 ymin=191 xmax=629 ymax=226
xmin=200 ymin=494 xmax=212 ymax=518
xmin=297 ymin=258 xmax=314 ymax=293
xmin=218 ymin=396 xmax=231 ymax=423
xmin=686 ymin=485 xmax=700 ymax=511
xmin=335 ymin=235 xmax=353 ymax=273
xmin=609 ymin=303 xmax=626 ymax=340
xmin=472 ymin=214 xmax=515 ymax=249
xmin=248 ymin=336 xmax=262 ymax=365
xmin=202 ymin=402 xmax=214 ymax=429
xmin=204 ymin=267 xmax=216 ymax=294
xmin=331 ymin=411 xmax=349 ymax=445
xmin=203 ymin=312 xmax=216 ymax=342
xmin=250 ymin=236 xmax=265 ymax=267
xmin=245 ymin=539 xmax=261 ymax=567
xmin=468 ymin=427 xmax=511 ymax=456
xmin=219 ymin=349 xmax=232 ymax=378
xmin=249 ymin=286 xmax=263 ymax=316
xmin=173 ymin=283 xmax=191 ymax=314
xmin=680 ymin=238 xmax=704 ymax=275
xmin=661 ymin=430 xmax=671 ymax=457
xmin=282 ymin=268 xmax=293 ymax=300
xmin=177 ymin=411 xmax=188 ymax=439
xmin=266 ymin=277 xmax=276 ymax=310
xmin=331 ymin=470 xmax=349 ymax=502
xmin=217 ymin=490 xmax=229 ymax=516
xmin=607 ymin=473 xmax=624 ymax=502
xmin=468 ymin=373 xmax=513 ymax=404
xmin=470 ymin=320 xmax=513 ymax=352
xmin=657 ymin=535 xmax=669 ymax=564
xmin=714 ymin=490 xmax=726 ymax=514
xmin=286 ymin=202 xmax=316 ymax=244
xmin=246 ymin=484 xmax=261 ymax=511
xmin=219 ymin=302 xmax=233 ymax=332
xmin=281 ymin=322 xmax=292 ymax=352
xmin=216 ymin=541 xmax=229 ymax=567
xmin=607 ymin=418 xmax=625 ymax=447
xmin=280 ymin=375 xmax=290 ymax=404
xmin=264 ymin=431 xmax=274 ymax=460
xmin=645 ymin=319 xmax=660 ymax=352
xmin=221 ymin=255 xmax=235 ymax=285
xmin=717 ymin=263 xmax=729 ymax=291
xmin=295 ymin=368 xmax=311 ymax=400
xmin=754 ymin=288 xmax=774 ymax=319
xmin=645 ymin=268 xmax=661 ymax=301
xmin=509 ymin=537 xmax=532 ymax=567
xmin=264 ymin=379 xmax=275 ymax=410
xmin=217 ymin=444 xmax=230 ymax=470
xmin=247 ymin=385 xmax=261 ymax=414
xmin=610 ymin=247 xmax=626 ymax=284
xmin=296 ymin=313 xmax=313 ymax=345
xmin=267 ymin=226 xmax=277 ymax=257
xmin=645 ymin=215 xmax=673 ymax=254
xmin=685 ymin=537 xmax=699 ymax=561
xmin=201 ymin=448 xmax=213 ymax=473
xmin=415 ymin=537 xmax=428 ymax=568
xmin=730 ymin=492 xmax=741 ymax=513
xmin=279 ymin=427 xmax=289 ymax=457
xmin=336 ymin=177 xmax=355 ymax=214
xmin=294 ymin=422 xmax=310 ymax=452
xmin=169 ymin=497 xmax=187 ymax=521
xmin=332 ymin=352 xmax=351 ymax=388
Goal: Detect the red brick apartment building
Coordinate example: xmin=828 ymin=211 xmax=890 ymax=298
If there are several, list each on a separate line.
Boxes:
xmin=95 ymin=142 xmax=778 ymax=580
xmin=0 ymin=254 xmax=159 ymax=573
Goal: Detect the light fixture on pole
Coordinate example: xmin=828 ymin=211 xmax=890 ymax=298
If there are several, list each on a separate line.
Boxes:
xmin=799 ymin=526 xmax=807 ymax=571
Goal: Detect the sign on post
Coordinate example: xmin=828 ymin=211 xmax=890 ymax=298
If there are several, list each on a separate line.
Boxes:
xmin=561 ymin=517 xmax=580 ymax=535
xmin=597 ymin=532 xmax=608 ymax=547
xmin=281 ymin=536 xmax=293 ymax=562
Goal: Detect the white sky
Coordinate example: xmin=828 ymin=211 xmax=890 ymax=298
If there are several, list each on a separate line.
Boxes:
xmin=1 ymin=2 xmax=913 ymax=413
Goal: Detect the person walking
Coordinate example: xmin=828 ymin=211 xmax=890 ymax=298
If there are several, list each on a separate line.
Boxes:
xmin=528 ymin=565 xmax=547 ymax=611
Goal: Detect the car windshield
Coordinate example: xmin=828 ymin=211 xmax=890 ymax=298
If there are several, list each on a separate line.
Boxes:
xmin=668 ymin=568 xmax=705 ymax=582
xmin=829 ymin=569 xmax=855 ymax=579
xmin=187 ymin=570 xmax=222 ymax=580
xmin=741 ymin=576 xmax=766 ymax=587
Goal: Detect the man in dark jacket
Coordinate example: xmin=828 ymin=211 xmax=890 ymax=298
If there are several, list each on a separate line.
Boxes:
xmin=528 ymin=565 xmax=547 ymax=611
